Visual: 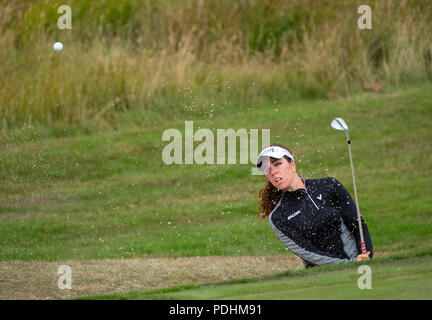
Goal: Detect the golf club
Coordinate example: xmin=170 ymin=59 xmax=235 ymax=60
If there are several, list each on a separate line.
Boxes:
xmin=331 ymin=117 xmax=367 ymax=254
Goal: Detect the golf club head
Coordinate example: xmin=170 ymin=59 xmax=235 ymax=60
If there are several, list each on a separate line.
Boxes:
xmin=331 ymin=117 xmax=350 ymax=142
xmin=331 ymin=117 xmax=349 ymax=132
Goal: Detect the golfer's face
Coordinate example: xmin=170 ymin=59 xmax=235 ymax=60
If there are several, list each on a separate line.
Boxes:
xmin=266 ymin=157 xmax=296 ymax=191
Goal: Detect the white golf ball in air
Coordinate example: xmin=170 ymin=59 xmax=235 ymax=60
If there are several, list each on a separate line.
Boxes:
xmin=53 ymin=42 xmax=63 ymax=51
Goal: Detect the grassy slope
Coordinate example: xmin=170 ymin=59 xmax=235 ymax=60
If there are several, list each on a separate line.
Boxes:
xmin=1 ymin=83 xmax=431 ymax=261
xmin=1 ymin=1 xmax=432 ymax=129
xmin=81 ymin=253 xmax=432 ymax=300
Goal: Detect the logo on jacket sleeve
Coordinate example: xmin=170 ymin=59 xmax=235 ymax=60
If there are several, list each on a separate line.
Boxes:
xmin=317 ymin=194 xmax=322 ymax=200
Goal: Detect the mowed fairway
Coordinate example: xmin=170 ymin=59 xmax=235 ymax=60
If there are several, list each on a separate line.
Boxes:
xmin=84 ymin=254 xmax=432 ymax=300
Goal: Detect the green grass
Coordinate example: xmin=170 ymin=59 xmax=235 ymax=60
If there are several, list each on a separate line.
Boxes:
xmin=2 ymin=1 xmax=431 ymax=300
xmin=1 ymin=83 xmax=431 ymax=261
xmin=80 ymin=251 xmax=432 ymax=299
xmin=1 ymin=1 xmax=432 ymax=129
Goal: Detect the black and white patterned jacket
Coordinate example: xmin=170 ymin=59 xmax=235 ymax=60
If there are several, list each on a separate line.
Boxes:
xmin=269 ymin=176 xmax=373 ymax=268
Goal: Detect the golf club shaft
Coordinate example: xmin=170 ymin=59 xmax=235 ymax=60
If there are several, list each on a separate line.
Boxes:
xmin=347 ymin=140 xmax=367 ymax=254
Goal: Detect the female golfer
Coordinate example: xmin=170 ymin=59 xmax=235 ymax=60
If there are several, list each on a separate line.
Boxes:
xmin=257 ymin=144 xmax=373 ymax=268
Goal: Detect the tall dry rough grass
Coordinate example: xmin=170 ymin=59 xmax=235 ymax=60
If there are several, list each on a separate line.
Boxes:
xmin=0 ymin=0 xmax=431 ymax=131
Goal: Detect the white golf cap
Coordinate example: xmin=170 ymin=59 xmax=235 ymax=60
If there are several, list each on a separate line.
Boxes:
xmin=256 ymin=146 xmax=294 ymax=174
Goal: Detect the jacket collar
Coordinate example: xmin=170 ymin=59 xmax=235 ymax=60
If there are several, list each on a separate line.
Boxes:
xmin=282 ymin=175 xmax=307 ymax=197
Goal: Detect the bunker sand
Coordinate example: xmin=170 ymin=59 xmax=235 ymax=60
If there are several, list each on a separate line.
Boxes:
xmin=0 ymin=255 xmax=303 ymax=299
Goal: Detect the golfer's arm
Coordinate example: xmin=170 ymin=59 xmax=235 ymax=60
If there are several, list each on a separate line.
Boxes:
xmin=330 ymin=178 xmax=373 ymax=257
xmin=269 ymin=219 xmax=350 ymax=265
